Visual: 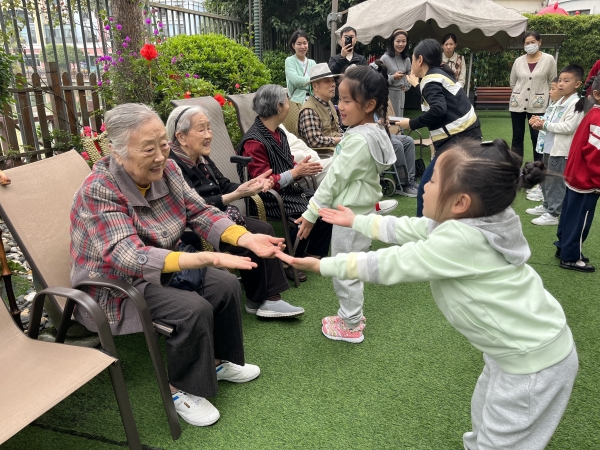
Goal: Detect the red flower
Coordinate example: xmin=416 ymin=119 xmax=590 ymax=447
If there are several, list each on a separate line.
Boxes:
xmin=140 ymin=43 xmax=158 ymax=61
xmin=81 ymin=152 xmax=90 ymax=161
xmin=214 ymin=94 xmax=226 ymax=106
xmin=235 ymin=83 xmax=240 ymax=89
xmin=184 ymin=91 xmax=192 ymax=99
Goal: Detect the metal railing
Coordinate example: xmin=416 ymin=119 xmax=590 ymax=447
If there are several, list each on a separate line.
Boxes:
xmin=0 ymin=0 xmax=246 ymax=158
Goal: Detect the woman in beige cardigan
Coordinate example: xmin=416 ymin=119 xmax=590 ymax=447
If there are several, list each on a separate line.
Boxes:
xmin=509 ymin=30 xmax=557 ymax=161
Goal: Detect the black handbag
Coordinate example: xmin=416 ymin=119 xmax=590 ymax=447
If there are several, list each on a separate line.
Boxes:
xmin=169 ymin=243 xmax=207 ymax=295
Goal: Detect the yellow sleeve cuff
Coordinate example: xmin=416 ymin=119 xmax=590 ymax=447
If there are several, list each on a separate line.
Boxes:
xmin=162 ymin=252 xmax=182 ymax=273
xmin=221 ymin=225 xmax=249 ymax=245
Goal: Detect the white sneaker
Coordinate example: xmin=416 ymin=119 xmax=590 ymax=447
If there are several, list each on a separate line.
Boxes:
xmin=526 ymin=192 xmax=544 ymax=201
xmin=531 ymin=213 xmax=559 ymax=226
xmin=526 ymin=204 xmax=548 ymax=216
xmin=375 ymin=199 xmax=398 ymax=215
xmin=216 ymin=361 xmax=260 ymax=383
xmin=172 ymin=391 xmax=220 ymax=426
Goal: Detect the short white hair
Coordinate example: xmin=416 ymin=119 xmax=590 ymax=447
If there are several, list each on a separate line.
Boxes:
xmin=166 ymin=105 xmax=209 ymax=144
xmin=104 ymin=103 xmax=161 ymax=158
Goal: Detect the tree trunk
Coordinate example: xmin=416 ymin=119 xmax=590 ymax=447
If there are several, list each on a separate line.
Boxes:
xmin=109 ymin=0 xmax=152 ymax=104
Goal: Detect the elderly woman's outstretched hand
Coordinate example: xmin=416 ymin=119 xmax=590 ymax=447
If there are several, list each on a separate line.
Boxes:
xmin=291 ymin=155 xmax=322 ymax=179
xmin=235 ymin=169 xmax=273 ymax=198
xmin=319 ymin=205 xmax=356 ymax=228
xmin=0 ymin=170 xmax=11 ymax=186
xmin=179 ymin=251 xmax=257 ymax=270
xmin=275 ymin=249 xmax=321 ymax=273
xmin=237 ymin=232 xmax=285 ymax=258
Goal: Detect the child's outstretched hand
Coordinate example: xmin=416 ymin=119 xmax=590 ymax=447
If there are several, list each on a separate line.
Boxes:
xmin=275 ymin=249 xmax=321 ymax=273
xmin=319 ymin=205 xmax=356 ymax=228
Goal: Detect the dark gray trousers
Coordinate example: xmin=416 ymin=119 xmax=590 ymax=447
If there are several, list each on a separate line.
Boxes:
xmin=143 ymin=267 xmax=245 ymax=398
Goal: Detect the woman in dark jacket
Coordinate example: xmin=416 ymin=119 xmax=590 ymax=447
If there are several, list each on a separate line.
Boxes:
xmin=397 ymin=39 xmax=482 ymax=217
xmin=167 ymin=105 xmax=305 ymax=318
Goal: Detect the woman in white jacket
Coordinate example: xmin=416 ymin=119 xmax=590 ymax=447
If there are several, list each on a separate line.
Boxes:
xmin=526 ymin=64 xmax=585 ymax=226
xmin=509 ymin=30 xmax=557 ymax=161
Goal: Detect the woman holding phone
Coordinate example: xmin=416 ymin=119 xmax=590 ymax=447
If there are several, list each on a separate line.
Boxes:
xmin=381 ymin=29 xmax=412 ymax=116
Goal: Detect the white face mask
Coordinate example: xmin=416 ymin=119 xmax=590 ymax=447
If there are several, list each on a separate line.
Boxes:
xmin=524 ymin=43 xmax=539 ymax=55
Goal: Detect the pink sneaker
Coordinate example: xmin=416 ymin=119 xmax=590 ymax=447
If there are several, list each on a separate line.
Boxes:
xmin=322 ymin=315 xmax=366 ymax=330
xmin=322 ymin=320 xmax=364 ymax=343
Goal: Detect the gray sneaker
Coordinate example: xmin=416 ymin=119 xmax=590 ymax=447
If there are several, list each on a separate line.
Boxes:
xmin=397 ymin=180 xmax=418 ymax=198
xmin=256 ymin=299 xmax=304 ymax=318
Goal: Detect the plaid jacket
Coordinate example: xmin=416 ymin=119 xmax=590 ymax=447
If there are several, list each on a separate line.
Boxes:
xmin=70 ymin=156 xmax=234 ymax=332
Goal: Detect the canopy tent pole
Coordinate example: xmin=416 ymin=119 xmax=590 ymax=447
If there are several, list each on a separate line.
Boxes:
xmin=330 ymin=0 xmax=339 ymax=57
xmin=466 ymin=52 xmax=474 ymax=98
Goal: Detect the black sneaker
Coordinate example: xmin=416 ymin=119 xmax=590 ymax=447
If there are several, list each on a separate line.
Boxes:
xmin=559 ymin=260 xmax=595 ymax=273
xmin=555 ymin=249 xmax=589 ymax=263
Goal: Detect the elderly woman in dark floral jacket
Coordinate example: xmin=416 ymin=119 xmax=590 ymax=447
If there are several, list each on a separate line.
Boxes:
xmin=167 ymin=105 xmax=305 ymax=318
xmin=70 ymin=103 xmax=283 ymax=428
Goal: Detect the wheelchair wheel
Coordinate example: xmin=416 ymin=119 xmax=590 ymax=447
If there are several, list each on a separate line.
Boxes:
xmin=380 ymin=177 xmax=395 ymax=197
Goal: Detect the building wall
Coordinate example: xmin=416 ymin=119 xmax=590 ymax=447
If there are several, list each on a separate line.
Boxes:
xmin=558 ymin=0 xmax=600 ymax=14
xmin=492 ymin=0 xmax=545 ymax=13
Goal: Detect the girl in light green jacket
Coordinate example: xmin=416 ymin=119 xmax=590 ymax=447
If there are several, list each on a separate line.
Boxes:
xmin=278 ymin=139 xmax=578 ymax=450
xmin=285 ymin=30 xmax=316 ymax=104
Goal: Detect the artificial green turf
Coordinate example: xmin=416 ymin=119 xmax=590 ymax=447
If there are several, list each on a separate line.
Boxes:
xmin=4 ymin=111 xmax=599 ymax=449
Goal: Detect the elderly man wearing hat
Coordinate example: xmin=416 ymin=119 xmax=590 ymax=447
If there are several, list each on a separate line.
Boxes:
xmin=298 ymin=63 xmax=343 ymax=150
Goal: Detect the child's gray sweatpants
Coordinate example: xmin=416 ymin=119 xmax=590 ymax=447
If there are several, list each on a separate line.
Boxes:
xmin=331 ymin=224 xmax=372 ymax=328
xmin=463 ymin=345 xmax=578 ymax=450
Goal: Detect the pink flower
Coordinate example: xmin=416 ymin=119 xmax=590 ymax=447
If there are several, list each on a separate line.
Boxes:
xmin=235 ymin=83 xmax=240 ymax=89
xmin=116 ymin=24 xmax=122 ymax=30
xmin=83 ymin=126 xmax=92 ymax=136
xmin=145 ymin=18 xmax=151 ymax=24
xmin=158 ymin=21 xmax=163 ymax=28
xmin=185 ymin=73 xmax=190 ymax=78
xmin=97 ymin=80 xmax=102 ymax=86
xmin=100 ymin=123 xmax=106 ymax=132
xmin=125 ymin=36 xmax=130 ymax=42
xmin=108 ymin=17 xmax=113 ymax=21
xmin=122 ymin=42 xmax=128 ymax=48
xmin=171 ymin=57 xmax=177 ymax=64
xmin=118 ymin=57 xmax=124 ymax=62
xmin=104 ymin=25 xmax=110 ymax=30
xmin=81 ymin=152 xmax=90 ymax=160
xmin=193 ymin=74 xmax=199 ymax=79
xmin=153 ymin=29 xmax=159 ymax=35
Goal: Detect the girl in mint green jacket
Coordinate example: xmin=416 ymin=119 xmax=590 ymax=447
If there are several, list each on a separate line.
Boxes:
xmin=295 ymin=63 xmax=396 ymax=344
xmin=279 ymin=139 xmax=578 ymax=450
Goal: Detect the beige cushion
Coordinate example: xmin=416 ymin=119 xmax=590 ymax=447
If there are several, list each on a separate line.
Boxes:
xmin=225 ymin=93 xmax=256 ymax=135
xmin=0 ymin=302 xmax=114 ymax=444
xmin=0 ymin=151 xmax=91 ymax=302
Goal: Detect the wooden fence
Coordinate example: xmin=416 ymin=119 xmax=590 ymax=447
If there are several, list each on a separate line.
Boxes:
xmin=0 ymin=61 xmax=101 ymax=167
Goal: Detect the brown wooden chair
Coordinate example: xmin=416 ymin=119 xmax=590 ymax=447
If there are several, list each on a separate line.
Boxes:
xmin=172 ymin=96 xmax=302 ymax=287
xmin=0 ymin=283 xmax=142 ymax=448
xmin=0 ymin=151 xmax=181 ymax=441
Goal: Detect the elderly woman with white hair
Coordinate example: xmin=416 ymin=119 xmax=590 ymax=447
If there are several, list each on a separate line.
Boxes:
xmin=240 ymin=84 xmax=333 ymax=263
xmin=166 ymin=105 xmax=305 ymax=318
xmin=70 ymin=103 xmax=283 ymax=427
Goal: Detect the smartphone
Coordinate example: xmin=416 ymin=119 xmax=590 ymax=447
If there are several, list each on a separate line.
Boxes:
xmin=344 ymin=35 xmax=352 ymax=47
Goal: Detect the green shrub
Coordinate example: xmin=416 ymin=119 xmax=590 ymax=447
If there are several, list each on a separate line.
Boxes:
xmin=263 ymin=50 xmax=288 ymax=87
xmin=158 ymin=34 xmax=271 ymax=93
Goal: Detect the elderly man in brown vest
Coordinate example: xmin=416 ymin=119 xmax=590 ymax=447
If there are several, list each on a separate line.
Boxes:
xmin=298 ymin=63 xmax=344 ymax=150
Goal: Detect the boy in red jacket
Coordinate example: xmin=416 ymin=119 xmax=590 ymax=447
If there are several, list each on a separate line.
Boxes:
xmin=554 ymin=75 xmax=600 ymax=272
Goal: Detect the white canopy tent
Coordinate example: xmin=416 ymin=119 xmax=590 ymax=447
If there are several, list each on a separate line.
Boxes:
xmin=333 ymin=0 xmax=529 ymax=94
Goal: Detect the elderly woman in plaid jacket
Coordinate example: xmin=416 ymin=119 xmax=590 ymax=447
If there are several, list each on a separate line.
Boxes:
xmin=70 ymin=103 xmax=283 ymax=428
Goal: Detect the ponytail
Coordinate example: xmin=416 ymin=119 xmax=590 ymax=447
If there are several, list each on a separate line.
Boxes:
xmin=345 ymin=62 xmax=390 ymax=136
